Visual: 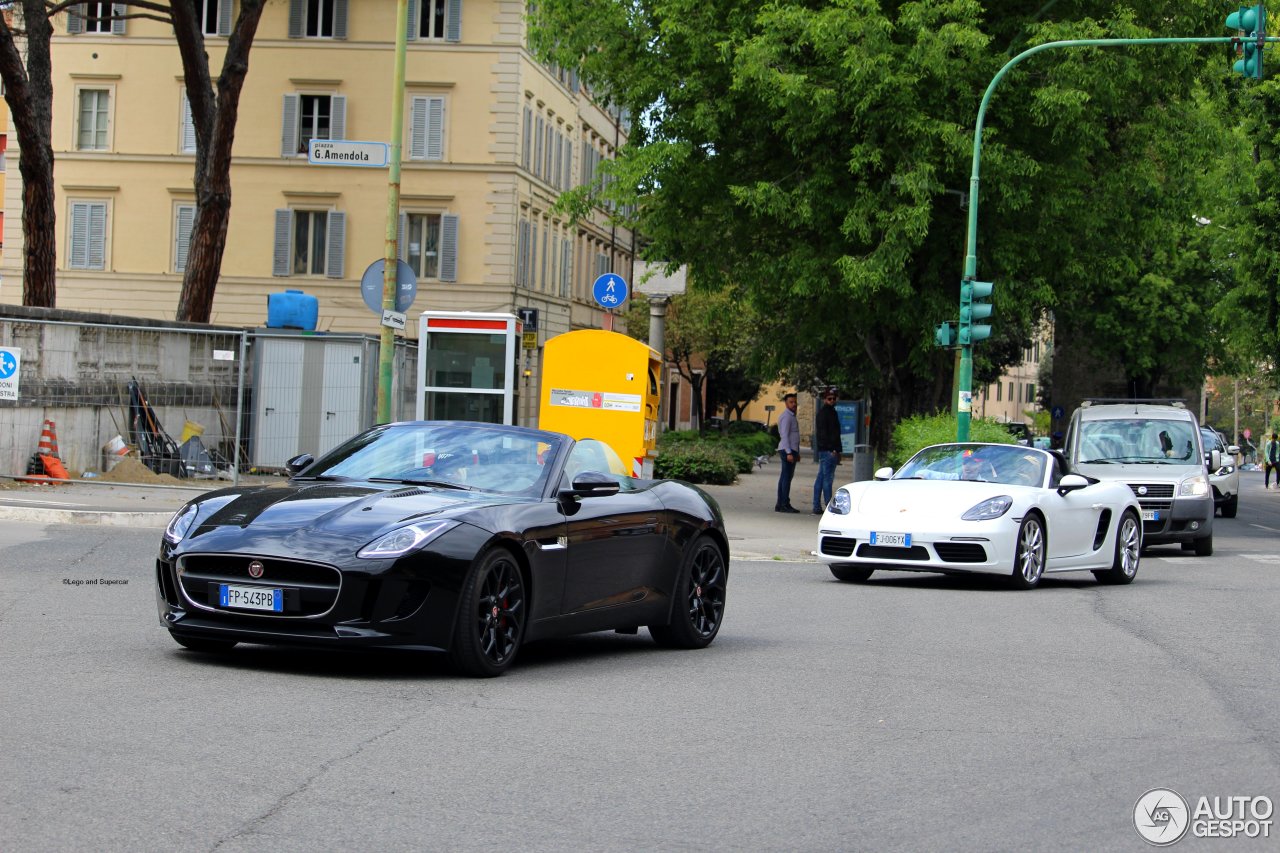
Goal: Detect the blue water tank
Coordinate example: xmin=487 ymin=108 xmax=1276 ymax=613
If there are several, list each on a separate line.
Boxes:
xmin=266 ymin=290 xmax=319 ymax=330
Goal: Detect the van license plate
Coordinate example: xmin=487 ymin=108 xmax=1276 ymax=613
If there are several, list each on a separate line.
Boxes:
xmin=1141 ymin=510 xmax=1160 ymax=522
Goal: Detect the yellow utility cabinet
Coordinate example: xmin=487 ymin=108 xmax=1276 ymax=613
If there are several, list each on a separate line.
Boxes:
xmin=541 ymin=330 xmax=662 ymax=478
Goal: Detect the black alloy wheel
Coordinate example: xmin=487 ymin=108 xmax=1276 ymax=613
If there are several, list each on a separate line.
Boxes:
xmin=449 ymin=548 xmax=526 ymax=677
xmin=650 ymin=537 xmax=727 ymax=649
xmin=169 ymin=632 xmax=237 ymax=653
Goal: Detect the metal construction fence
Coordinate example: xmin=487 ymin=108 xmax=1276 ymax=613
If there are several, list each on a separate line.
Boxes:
xmin=0 ymin=312 xmax=417 ymax=485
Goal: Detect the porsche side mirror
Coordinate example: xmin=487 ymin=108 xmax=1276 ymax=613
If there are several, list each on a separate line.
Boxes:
xmin=873 ymin=466 xmax=894 ymax=481
xmin=561 ymin=471 xmax=621 ymax=499
xmin=285 ymin=453 xmax=315 ymax=476
xmin=1056 ymin=473 xmax=1089 ymax=496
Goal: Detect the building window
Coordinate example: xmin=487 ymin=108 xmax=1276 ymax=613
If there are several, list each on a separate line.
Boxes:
xmin=288 ymin=0 xmax=348 ymax=39
xmin=1027 ymin=383 xmax=1036 ymax=404
xmin=77 ymin=89 xmax=110 ymax=151
xmin=68 ymin=2 xmax=125 ymax=35
xmin=273 ymin=209 xmax=346 ymax=278
xmin=200 ymin=0 xmax=232 ymax=36
xmin=281 ymin=93 xmax=346 ymax=156
xmin=407 ymin=0 xmax=461 ymax=42
xmin=68 ymin=201 xmax=108 ymax=270
xmin=405 ymin=213 xmax=440 ymax=278
xmin=409 ymin=96 xmax=445 ymax=160
xmin=521 ymin=106 xmax=532 ymax=170
xmin=174 ymin=204 xmax=196 ymax=272
xmin=996 ymin=383 xmax=1002 ymax=402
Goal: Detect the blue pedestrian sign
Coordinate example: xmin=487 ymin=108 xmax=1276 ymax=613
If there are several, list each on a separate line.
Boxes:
xmin=0 ymin=347 xmax=20 ymax=401
xmin=592 ymin=273 xmax=628 ymax=309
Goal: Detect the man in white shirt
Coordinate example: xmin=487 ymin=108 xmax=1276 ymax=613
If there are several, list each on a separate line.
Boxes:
xmin=775 ymin=393 xmax=801 ymax=513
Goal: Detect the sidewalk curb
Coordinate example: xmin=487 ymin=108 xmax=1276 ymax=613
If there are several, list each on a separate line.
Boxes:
xmin=0 ymin=506 xmax=172 ymax=528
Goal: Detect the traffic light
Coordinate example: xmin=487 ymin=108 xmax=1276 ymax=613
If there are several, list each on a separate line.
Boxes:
xmin=934 ymin=322 xmax=955 ymax=348
xmin=958 ymin=279 xmax=993 ymax=345
xmin=1226 ymin=5 xmax=1267 ymax=78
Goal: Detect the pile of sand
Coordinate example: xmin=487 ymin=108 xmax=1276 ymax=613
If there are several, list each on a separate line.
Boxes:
xmin=94 ymin=457 xmax=187 ymax=486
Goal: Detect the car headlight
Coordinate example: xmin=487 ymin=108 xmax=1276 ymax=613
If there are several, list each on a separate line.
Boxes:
xmin=358 ymin=520 xmax=458 ymax=559
xmin=164 ymin=503 xmax=199 ymax=544
xmin=961 ymin=495 xmax=1013 ymax=521
xmin=829 ymin=488 xmax=851 ymax=515
xmin=1178 ymin=474 xmax=1210 ymax=498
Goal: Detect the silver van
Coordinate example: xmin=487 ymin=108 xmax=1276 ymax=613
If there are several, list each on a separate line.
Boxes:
xmin=1064 ymin=400 xmax=1215 ymax=555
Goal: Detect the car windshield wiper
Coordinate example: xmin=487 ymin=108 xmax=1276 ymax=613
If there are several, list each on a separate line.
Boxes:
xmin=1078 ymin=459 xmax=1113 ymax=464
xmin=369 ymin=477 xmax=478 ymax=491
xmin=292 ymin=474 xmax=352 ymax=482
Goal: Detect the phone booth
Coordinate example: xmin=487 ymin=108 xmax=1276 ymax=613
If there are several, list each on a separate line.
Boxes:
xmin=540 ymin=330 xmax=662 ymax=478
xmin=417 ymin=312 xmax=520 ymax=424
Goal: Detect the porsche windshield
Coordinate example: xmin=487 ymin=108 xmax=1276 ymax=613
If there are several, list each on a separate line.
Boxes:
xmin=1077 ymin=418 xmax=1198 ymax=464
xmin=300 ymin=424 xmax=563 ymax=496
xmin=896 ymin=444 xmax=1047 ymax=486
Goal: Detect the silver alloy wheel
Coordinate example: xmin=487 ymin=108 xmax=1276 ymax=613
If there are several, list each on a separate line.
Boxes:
xmin=1118 ymin=514 xmax=1141 ymax=577
xmin=1018 ymin=517 xmax=1045 ymax=584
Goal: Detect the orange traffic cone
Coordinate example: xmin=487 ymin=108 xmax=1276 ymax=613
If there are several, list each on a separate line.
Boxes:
xmin=19 ymin=420 xmax=70 ymax=484
xmin=37 ymin=419 xmax=60 ymax=459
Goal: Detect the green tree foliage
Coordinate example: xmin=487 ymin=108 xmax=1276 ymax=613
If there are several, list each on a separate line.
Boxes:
xmin=529 ymin=1 xmax=1247 ymax=451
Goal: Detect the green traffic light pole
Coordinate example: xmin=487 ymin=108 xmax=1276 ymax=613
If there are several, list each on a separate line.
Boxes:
xmin=378 ymin=0 xmax=411 ymax=425
xmin=956 ymin=30 xmax=1272 ymax=441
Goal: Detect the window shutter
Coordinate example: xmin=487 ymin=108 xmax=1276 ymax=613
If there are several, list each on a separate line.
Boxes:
xmin=281 ymin=94 xmax=299 ymax=156
xmin=67 ymin=4 xmax=84 ymax=34
xmin=406 ymin=0 xmax=419 ymax=41
xmin=446 ymin=0 xmax=462 ymax=42
xmin=287 ymin=0 xmax=303 ymax=38
xmin=540 ymin=224 xmax=548 ymax=290
xmin=326 ymin=211 xmax=346 ymax=278
xmin=439 ymin=214 xmax=458 ymax=282
xmin=521 ymin=107 xmax=531 ymax=170
xmin=272 ymin=209 xmax=291 ymax=276
xmin=329 ymin=95 xmax=346 ymax=141
xmin=333 ymin=0 xmax=349 ymax=39
xmin=515 ymin=220 xmax=525 ymax=287
xmin=529 ymin=219 xmax=538 ymax=286
xmin=111 ymin=3 xmax=126 ymax=35
xmin=180 ymin=94 xmax=196 ymax=153
xmin=425 ymin=97 xmax=444 ymax=160
xmin=409 ymin=98 xmax=428 ymax=160
xmin=217 ymin=0 xmax=232 ymax=36
xmin=398 ymin=213 xmax=408 ymax=262
xmin=552 ymin=134 xmax=561 ymax=188
xmin=562 ymin=136 xmax=572 ymax=188
xmin=561 ymin=237 xmax=571 ymax=296
xmin=175 ymin=205 xmax=196 ymax=272
xmin=88 ymin=203 xmax=107 ymax=269
xmin=69 ymin=203 xmax=89 ymax=268
xmin=533 ymin=117 xmax=543 ymax=178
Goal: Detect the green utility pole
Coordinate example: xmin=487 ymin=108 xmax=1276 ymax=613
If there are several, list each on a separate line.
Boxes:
xmin=377 ymin=0 xmax=411 ymax=425
xmin=953 ymin=19 xmax=1273 ymax=441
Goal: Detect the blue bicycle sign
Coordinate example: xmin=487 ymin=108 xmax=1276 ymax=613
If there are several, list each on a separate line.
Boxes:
xmin=592 ymin=274 xmax=628 ymax=309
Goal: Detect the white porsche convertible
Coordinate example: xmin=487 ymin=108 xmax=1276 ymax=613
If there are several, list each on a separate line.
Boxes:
xmin=816 ymin=443 xmax=1143 ymax=589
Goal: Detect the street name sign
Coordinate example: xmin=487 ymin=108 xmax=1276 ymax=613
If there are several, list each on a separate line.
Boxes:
xmin=309 ymin=140 xmax=389 ymax=168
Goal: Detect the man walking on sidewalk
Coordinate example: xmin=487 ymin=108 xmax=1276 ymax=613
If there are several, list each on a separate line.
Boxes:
xmin=1265 ymin=431 xmax=1280 ymax=489
xmin=775 ymin=393 xmax=800 ymax=513
xmin=812 ymin=388 xmax=842 ymax=514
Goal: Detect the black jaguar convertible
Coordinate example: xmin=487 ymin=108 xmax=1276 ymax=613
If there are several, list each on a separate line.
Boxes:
xmin=155 ymin=421 xmax=729 ymax=676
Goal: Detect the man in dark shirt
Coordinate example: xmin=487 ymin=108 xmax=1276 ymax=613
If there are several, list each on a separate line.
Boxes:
xmin=812 ymin=389 xmax=842 ymax=513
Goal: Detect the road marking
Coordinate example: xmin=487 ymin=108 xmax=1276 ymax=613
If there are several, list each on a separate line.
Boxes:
xmin=1242 ymin=553 xmax=1280 ymax=564
xmin=1249 ymin=523 xmax=1280 ymax=533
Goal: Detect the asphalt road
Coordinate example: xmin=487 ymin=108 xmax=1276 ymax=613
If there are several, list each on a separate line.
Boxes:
xmin=1 ymin=480 xmax=1278 ymax=851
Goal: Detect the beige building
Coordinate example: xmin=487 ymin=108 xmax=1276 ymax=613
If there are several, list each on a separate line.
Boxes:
xmin=0 ymin=1 xmax=634 ymax=424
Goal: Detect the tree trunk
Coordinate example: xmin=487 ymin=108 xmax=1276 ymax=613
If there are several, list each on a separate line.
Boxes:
xmin=0 ymin=4 xmax=58 ymax=308
xmin=173 ymin=0 xmax=267 ymax=323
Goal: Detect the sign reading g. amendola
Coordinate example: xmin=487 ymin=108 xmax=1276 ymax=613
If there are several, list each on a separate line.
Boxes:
xmin=308 ymin=140 xmax=389 ymax=168
xmin=0 ymin=347 xmax=20 ymax=401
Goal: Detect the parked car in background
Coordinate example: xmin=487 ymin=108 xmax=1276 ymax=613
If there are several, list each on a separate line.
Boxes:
xmin=1200 ymin=426 xmax=1240 ymax=518
xmin=1064 ymin=400 xmax=1215 ymax=555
